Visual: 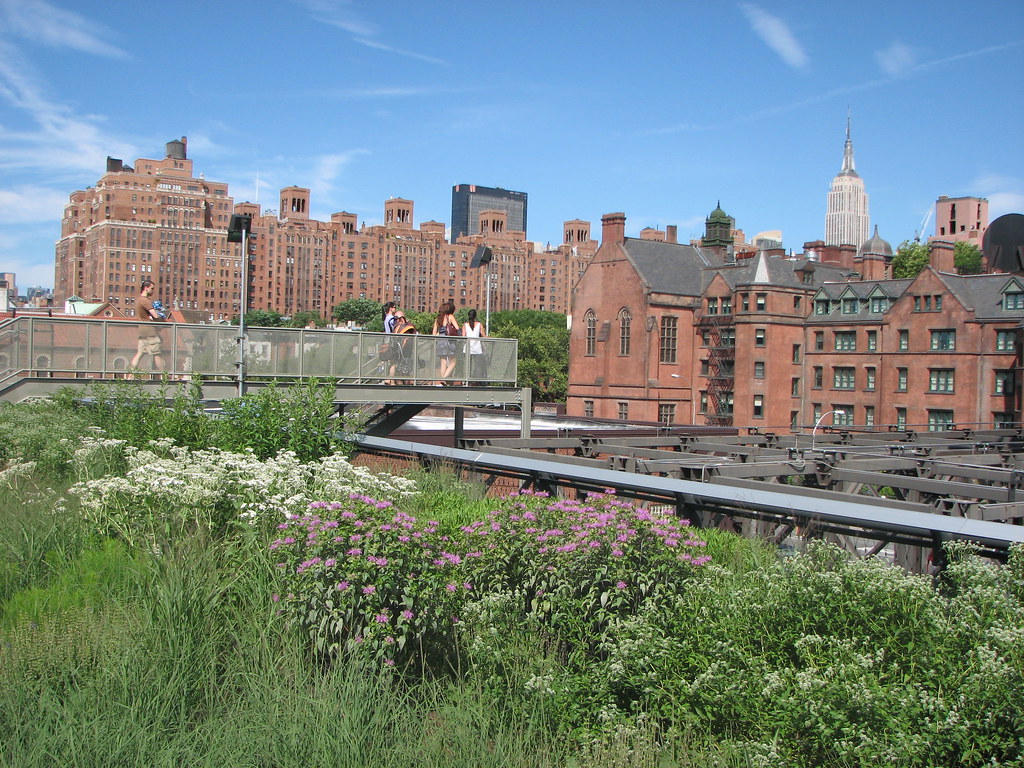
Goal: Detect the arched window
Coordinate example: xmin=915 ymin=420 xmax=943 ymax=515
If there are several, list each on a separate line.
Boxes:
xmin=585 ymin=310 xmax=597 ymax=356
xmin=618 ymin=308 xmax=631 ymax=356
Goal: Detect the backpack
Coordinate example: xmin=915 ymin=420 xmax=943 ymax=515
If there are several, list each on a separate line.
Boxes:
xmin=447 ymin=318 xmax=462 ymax=337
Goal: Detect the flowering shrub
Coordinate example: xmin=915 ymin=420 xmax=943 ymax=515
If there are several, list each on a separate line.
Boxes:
xmin=271 ymin=489 xmax=712 ymax=681
xmin=272 ymin=497 xmax=467 ymax=671
xmin=67 ymin=440 xmax=417 ymax=549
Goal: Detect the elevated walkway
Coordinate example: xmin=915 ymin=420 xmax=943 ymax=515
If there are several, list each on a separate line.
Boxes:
xmin=0 ymin=315 xmax=530 ymax=436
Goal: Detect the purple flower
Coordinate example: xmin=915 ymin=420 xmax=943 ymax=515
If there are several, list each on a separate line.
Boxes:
xmin=400 ymin=609 xmax=414 ymax=621
xmin=362 ymin=585 xmax=376 ymax=594
xmin=615 ymin=581 xmax=627 ymax=590
xmin=336 ymin=581 xmax=350 ymax=591
xmin=375 ymin=613 xmax=389 ymax=623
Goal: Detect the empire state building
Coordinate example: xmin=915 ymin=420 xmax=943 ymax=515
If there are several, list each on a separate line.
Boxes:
xmin=825 ymin=118 xmax=870 ymax=247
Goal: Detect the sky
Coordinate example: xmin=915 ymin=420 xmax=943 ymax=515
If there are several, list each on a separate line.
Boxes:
xmin=0 ymin=0 xmax=1022 ymax=292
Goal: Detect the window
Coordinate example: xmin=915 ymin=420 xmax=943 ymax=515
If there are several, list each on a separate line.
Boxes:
xmin=585 ymin=311 xmax=597 ymax=355
xmin=741 ymin=294 xmax=749 ymax=312
xmin=867 ymin=330 xmax=877 ymax=351
xmin=834 ymin=408 xmax=853 ymax=427
xmin=792 ymin=344 xmax=801 ymax=363
xmin=721 ymin=297 xmax=732 ymax=314
xmin=870 ymin=296 xmax=887 ymax=313
xmin=791 ymin=411 xmax=799 ymax=430
xmin=754 ymin=361 xmax=765 ymax=379
xmin=813 ymin=366 xmax=823 ymax=388
xmin=864 ymin=406 xmax=875 ymax=426
xmin=659 ymin=317 xmax=678 ymax=364
xmin=833 ymin=367 xmax=855 ymax=389
xmin=928 ymin=410 xmax=955 ymax=431
xmin=994 ymin=412 xmax=1015 ymax=428
xmin=718 ymin=393 xmax=734 ymax=416
xmin=618 ymin=402 xmax=629 ymax=420
xmin=791 ymin=378 xmax=800 ymax=396
xmin=658 ymin=403 xmax=675 ymax=424
xmin=815 ymin=332 xmax=824 ymax=351
xmin=707 ymin=297 xmax=719 ymax=315
xmin=754 ymin=328 xmax=766 ymax=347
xmin=899 ymin=330 xmax=909 ymax=350
xmin=752 ymin=395 xmax=764 ymax=419
xmin=930 ymin=329 xmax=956 ymax=351
xmin=583 ymin=400 xmax=594 ymax=418
xmin=995 ymin=370 xmax=1015 ymax=395
xmin=842 ymin=297 xmax=858 ymax=314
xmin=756 ymin=293 xmax=766 ymax=312
xmin=866 ymin=367 xmax=876 ymax=391
xmin=896 ymin=408 xmax=907 ymax=429
xmin=997 ymin=330 xmax=1016 ymax=351
xmin=815 ymin=299 xmax=830 ymax=315
xmin=834 ymin=331 xmax=856 ymax=351
xmin=897 ymin=368 xmax=908 ymax=391
xmin=699 ymin=392 xmax=708 ymax=414
xmin=618 ymin=309 xmax=631 ymax=356
xmin=929 ymin=369 xmax=955 ymax=392
xmin=1004 ymin=291 xmax=1024 ymax=310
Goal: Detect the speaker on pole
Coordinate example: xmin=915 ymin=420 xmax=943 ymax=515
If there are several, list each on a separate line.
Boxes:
xmin=470 ymin=246 xmax=493 ymax=269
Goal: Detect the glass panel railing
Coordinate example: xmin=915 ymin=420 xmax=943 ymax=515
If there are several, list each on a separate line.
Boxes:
xmin=0 ymin=317 xmax=519 ymax=388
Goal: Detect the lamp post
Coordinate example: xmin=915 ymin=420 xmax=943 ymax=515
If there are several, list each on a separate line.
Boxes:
xmin=469 ymin=246 xmax=494 ymax=334
xmin=810 ymin=409 xmax=846 ymax=452
xmin=228 ymin=213 xmax=252 ymax=397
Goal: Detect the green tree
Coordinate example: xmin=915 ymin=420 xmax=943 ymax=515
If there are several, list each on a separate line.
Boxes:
xmin=233 ymin=309 xmax=284 ymax=327
xmin=489 ymin=310 xmax=569 ymax=402
xmin=954 ymin=241 xmax=984 ymax=275
xmin=332 ymin=298 xmax=381 ymax=329
xmin=288 ymin=310 xmax=325 ymax=328
xmin=891 ymin=240 xmax=931 ymax=278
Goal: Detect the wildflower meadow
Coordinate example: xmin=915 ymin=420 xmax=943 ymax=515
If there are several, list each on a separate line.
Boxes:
xmin=0 ymin=388 xmax=1022 ymax=767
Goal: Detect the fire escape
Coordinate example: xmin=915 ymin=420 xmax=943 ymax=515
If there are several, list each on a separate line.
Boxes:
xmin=696 ymin=306 xmax=735 ymax=427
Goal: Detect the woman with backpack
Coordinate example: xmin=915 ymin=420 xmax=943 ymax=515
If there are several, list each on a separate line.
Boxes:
xmin=432 ymin=301 xmax=460 ymax=384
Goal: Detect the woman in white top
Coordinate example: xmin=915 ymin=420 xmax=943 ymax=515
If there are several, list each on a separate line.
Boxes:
xmin=462 ymin=308 xmax=487 ymax=384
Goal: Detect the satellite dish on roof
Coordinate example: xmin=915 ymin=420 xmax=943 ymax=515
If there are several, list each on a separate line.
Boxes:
xmin=983 ymin=213 xmax=1024 ymax=274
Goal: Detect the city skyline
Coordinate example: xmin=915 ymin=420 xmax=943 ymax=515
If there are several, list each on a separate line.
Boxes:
xmin=1 ymin=0 xmax=1022 ymax=291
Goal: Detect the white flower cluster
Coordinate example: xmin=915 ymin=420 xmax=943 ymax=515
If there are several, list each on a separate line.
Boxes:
xmin=66 ymin=440 xmax=419 ymax=546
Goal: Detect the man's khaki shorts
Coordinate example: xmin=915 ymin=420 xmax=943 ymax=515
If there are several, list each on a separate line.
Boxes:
xmin=137 ymin=335 xmax=162 ymax=355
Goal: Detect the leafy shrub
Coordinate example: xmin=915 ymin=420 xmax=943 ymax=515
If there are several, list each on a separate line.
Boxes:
xmin=214 ymin=380 xmax=349 ymax=462
xmin=0 ymin=399 xmax=93 ymax=482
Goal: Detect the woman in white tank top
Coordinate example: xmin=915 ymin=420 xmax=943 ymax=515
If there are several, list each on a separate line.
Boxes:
xmin=463 ymin=308 xmax=487 ymax=384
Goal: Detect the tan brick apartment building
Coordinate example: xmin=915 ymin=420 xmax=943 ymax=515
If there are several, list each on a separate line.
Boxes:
xmin=54 ymin=138 xmax=595 ymax=320
xmin=568 ymin=212 xmax=1024 ymax=432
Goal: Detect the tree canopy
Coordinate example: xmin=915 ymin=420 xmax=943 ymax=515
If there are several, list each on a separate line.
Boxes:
xmin=332 ymin=298 xmax=383 ymax=330
xmin=954 ymin=241 xmax=984 ymax=275
xmin=891 ymin=240 xmax=931 ymax=279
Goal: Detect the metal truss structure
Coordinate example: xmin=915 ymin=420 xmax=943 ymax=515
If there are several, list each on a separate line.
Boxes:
xmin=356 ymin=427 xmax=1024 ymax=572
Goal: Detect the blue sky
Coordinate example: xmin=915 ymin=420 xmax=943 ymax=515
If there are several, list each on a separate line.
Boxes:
xmin=1 ymin=0 xmax=1022 ymax=291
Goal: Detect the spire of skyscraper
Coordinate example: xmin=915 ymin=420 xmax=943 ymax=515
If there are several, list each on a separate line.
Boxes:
xmin=825 ymin=114 xmax=870 ymax=247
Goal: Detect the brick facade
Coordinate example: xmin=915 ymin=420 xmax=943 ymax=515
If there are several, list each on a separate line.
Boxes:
xmin=569 ymin=212 xmax=1023 ymax=433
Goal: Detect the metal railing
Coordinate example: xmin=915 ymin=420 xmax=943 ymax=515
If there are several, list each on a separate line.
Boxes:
xmin=0 ymin=316 xmax=519 ymax=392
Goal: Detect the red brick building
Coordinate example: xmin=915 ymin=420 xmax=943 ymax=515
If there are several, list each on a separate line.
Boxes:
xmin=568 ymin=211 xmax=1024 ymax=432
xmin=54 ymin=139 xmax=596 ymax=321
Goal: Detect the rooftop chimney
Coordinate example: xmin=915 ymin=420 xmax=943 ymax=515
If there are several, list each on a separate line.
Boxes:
xmin=666 ymin=225 xmax=678 ymax=244
xmin=601 ymin=212 xmax=626 ymax=245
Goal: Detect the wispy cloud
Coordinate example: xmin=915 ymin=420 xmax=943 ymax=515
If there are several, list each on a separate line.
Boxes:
xmin=0 ymin=0 xmax=129 ymax=58
xmin=739 ymin=3 xmax=809 ymax=70
xmin=296 ymin=0 xmax=447 ymax=65
xmin=874 ymin=40 xmax=919 ymax=78
xmin=0 ymin=40 xmax=135 ymax=177
xmin=969 ymin=174 xmax=1024 ymax=221
xmin=0 ymin=186 xmax=67 ymax=224
xmin=310 ymin=149 xmax=369 ymax=197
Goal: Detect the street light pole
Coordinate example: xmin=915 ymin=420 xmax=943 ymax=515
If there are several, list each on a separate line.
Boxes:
xmin=811 ymin=409 xmax=846 ymax=451
xmin=228 ymin=214 xmax=252 ymax=397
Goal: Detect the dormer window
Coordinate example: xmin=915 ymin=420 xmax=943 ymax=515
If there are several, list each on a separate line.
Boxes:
xmin=841 ymin=298 xmax=857 ymax=314
xmin=815 ymin=299 xmax=830 ymax=315
xmin=1005 ymin=291 xmax=1024 ymax=310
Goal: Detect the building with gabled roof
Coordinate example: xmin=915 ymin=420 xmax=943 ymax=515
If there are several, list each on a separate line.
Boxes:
xmin=569 ymin=209 xmax=1024 ymax=433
